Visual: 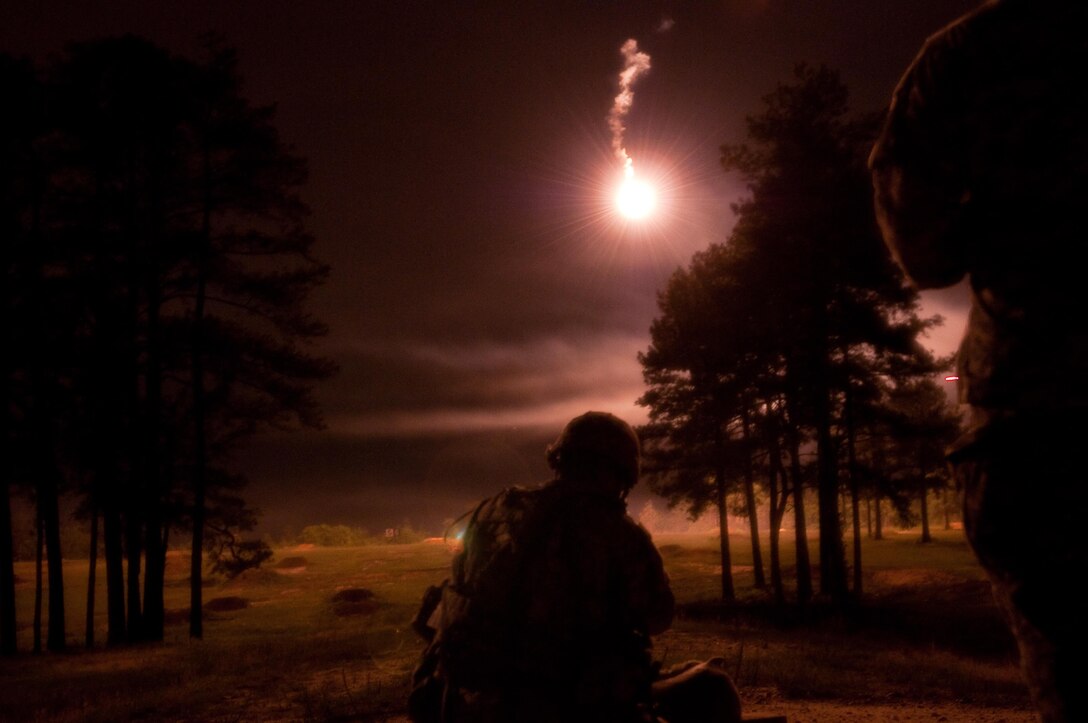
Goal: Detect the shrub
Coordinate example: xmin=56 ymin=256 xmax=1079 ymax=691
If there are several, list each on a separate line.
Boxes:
xmin=299 ymin=524 xmax=371 ymax=547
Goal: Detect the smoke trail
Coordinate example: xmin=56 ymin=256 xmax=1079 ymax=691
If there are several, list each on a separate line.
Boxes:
xmin=608 ymin=39 xmax=651 ymax=178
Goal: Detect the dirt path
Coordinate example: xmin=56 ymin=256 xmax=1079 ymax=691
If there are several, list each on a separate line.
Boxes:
xmin=381 ymin=700 xmax=1036 ymax=722
xmin=743 ymin=700 xmax=1035 ymax=722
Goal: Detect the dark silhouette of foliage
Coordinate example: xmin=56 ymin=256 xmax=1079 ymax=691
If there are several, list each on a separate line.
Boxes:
xmin=882 ymin=378 xmax=962 ymax=543
xmin=640 ymin=64 xmax=954 ymax=609
xmin=206 ymin=491 xmax=273 ymax=580
xmin=0 ymin=52 xmax=40 ymax=656
xmin=1 ymin=49 xmax=73 ymax=653
xmin=0 ymin=36 xmax=334 ymax=652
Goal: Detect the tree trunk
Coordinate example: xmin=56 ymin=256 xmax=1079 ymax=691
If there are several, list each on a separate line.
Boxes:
xmin=41 ymin=463 xmax=66 ymax=652
xmin=763 ymin=401 xmax=785 ymax=605
xmin=849 ymin=485 xmax=862 ymax=596
xmin=845 ymin=383 xmax=862 ymax=598
xmin=24 ymin=190 xmax=65 ymax=652
xmin=190 ymin=152 xmax=211 ymax=640
xmin=786 ymin=428 xmax=812 ymax=606
xmin=103 ymin=500 xmax=125 ymax=644
xmin=815 ymin=388 xmax=847 ymax=603
xmin=0 ymin=385 xmax=16 ymax=656
xmin=871 ymin=427 xmax=886 ymax=541
xmin=123 ymin=232 xmax=143 ymax=643
xmin=740 ymin=409 xmax=765 ymax=588
xmin=125 ymin=513 xmax=142 ymax=641
xmin=715 ymin=438 xmax=735 ymax=602
xmin=33 ymin=509 xmax=43 ymax=654
xmin=141 ymin=281 xmax=165 ymax=642
xmin=142 ymin=511 xmax=164 ymax=641
xmin=0 ymin=475 xmax=16 ymax=655
xmin=768 ymin=454 xmax=785 ymax=605
xmin=865 ymin=495 xmax=872 ymax=539
xmin=190 ymin=459 xmax=206 ymax=640
xmin=919 ymin=456 xmax=931 ymax=543
xmin=875 ymin=493 xmax=884 ymax=540
xmin=782 ymin=383 xmax=812 ymax=606
xmin=86 ymin=504 xmax=98 ymax=649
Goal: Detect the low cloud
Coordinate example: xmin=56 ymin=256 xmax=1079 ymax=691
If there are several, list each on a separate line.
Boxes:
xmin=324 ymin=334 xmax=650 ymax=437
xmin=330 ymin=393 xmax=646 ymax=438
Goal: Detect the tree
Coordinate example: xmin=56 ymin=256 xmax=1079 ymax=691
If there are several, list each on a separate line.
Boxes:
xmin=640 ymin=417 xmax=741 ymax=602
xmin=51 ymin=36 xmax=335 ymax=642
xmin=639 ymin=243 xmax=798 ymax=604
xmin=640 ymin=64 xmax=945 ymax=610
xmin=0 ymin=52 xmax=43 ymax=656
xmin=883 ymin=378 xmax=962 ymax=543
xmin=177 ymin=40 xmax=336 ymax=637
xmin=719 ymin=63 xmax=939 ymax=603
xmin=48 ymin=35 xmax=193 ymax=643
xmin=204 ymin=489 xmax=273 ymax=580
xmin=1 ymin=50 xmax=75 ymax=652
xmin=0 ymin=36 xmax=335 ymax=651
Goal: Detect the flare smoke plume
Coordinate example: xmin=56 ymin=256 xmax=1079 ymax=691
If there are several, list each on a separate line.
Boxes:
xmin=609 ymin=39 xmax=651 ymax=179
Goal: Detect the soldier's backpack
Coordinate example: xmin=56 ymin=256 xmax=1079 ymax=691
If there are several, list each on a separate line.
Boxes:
xmin=409 ymin=486 xmax=559 ymax=720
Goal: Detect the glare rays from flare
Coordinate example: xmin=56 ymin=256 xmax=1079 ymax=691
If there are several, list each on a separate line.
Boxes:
xmin=521 ymin=127 xmax=726 ymax=280
xmin=509 ymin=59 xmax=737 ymax=282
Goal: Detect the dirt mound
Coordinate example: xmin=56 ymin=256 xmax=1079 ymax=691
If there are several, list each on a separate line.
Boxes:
xmin=331 ymin=588 xmax=378 ymax=617
xmin=276 ymin=556 xmax=308 ymax=569
xmin=332 ymin=588 xmax=374 ymax=603
xmin=204 ymin=596 xmax=249 ymax=612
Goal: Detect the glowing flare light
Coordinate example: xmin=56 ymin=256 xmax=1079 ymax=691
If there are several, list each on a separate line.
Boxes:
xmin=615 ymin=169 xmax=656 ymax=220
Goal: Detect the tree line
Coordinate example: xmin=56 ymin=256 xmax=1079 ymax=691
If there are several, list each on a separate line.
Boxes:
xmin=638 ymin=64 xmax=962 ymax=607
xmin=1 ymin=36 xmax=335 ymax=654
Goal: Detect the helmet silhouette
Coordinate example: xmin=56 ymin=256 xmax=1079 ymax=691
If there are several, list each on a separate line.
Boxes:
xmin=546 ymin=411 xmax=640 ymax=490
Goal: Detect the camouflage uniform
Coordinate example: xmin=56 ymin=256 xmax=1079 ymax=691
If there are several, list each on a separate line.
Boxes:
xmin=870 ymin=2 xmax=1088 ymax=719
xmin=412 ymin=480 xmax=674 ymax=722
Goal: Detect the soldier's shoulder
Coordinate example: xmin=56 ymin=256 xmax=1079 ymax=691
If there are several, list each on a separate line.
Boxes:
xmin=607 ymin=516 xmax=666 ymax=571
xmin=616 ymin=513 xmax=659 ymax=547
xmin=476 ymin=482 xmax=549 ymax=517
xmin=497 ymin=481 xmax=552 ymax=504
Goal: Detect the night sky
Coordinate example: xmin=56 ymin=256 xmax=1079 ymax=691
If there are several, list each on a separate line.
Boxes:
xmin=2 ymin=1 xmax=976 ymax=535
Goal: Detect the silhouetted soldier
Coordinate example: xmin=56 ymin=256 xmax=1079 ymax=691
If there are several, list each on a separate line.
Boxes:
xmin=409 ymin=411 xmax=742 ymax=723
xmin=870 ymin=2 xmax=1088 ymax=720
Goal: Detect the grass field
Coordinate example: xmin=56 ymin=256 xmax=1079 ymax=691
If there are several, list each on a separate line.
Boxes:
xmin=0 ymin=529 xmax=1035 ymax=722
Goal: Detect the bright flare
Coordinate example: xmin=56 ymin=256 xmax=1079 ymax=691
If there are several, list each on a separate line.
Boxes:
xmin=616 ymin=174 xmax=656 ymax=220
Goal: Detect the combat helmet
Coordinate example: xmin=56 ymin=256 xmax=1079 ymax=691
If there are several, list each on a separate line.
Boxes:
xmin=546 ymin=411 xmax=641 ymax=492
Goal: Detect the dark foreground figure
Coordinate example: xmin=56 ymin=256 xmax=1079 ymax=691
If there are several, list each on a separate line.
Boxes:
xmin=409 ymin=412 xmax=742 ymax=723
xmin=870 ymin=1 xmax=1088 ymax=720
